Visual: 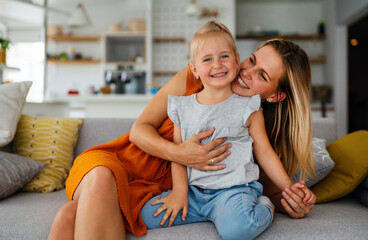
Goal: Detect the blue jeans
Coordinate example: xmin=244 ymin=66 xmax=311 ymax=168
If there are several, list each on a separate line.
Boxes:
xmin=141 ymin=181 xmax=273 ymax=240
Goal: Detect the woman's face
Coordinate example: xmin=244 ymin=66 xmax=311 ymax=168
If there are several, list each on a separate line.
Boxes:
xmin=231 ymin=45 xmax=285 ymax=101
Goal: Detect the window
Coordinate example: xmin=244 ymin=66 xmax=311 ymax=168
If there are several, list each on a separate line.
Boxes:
xmin=6 ymin=42 xmax=45 ymax=102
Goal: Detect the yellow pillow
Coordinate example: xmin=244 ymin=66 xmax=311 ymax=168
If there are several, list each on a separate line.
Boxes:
xmin=311 ymin=130 xmax=368 ymax=203
xmin=13 ymin=115 xmax=83 ymax=193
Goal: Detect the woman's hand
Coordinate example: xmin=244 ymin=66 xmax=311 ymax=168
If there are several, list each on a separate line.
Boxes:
xmin=280 ymin=180 xmax=316 ymax=218
xmin=172 ymin=128 xmax=231 ymax=171
xmin=151 ymin=190 xmax=188 ymax=227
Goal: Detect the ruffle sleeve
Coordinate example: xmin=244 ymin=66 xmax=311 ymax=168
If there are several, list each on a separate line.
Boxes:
xmin=243 ymin=94 xmax=261 ymax=125
xmin=167 ymin=95 xmax=181 ymax=127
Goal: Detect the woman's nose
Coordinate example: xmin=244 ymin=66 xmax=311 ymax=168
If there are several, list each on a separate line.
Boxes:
xmin=242 ymin=68 xmax=253 ymax=80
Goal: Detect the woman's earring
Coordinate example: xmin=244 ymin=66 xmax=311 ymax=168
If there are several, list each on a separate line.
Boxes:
xmin=196 ymin=76 xmax=199 ymax=79
xmin=267 ymin=98 xmax=272 ymax=102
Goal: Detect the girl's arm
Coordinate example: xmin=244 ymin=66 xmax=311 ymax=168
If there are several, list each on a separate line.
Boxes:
xmin=151 ymin=124 xmax=189 ymax=226
xmin=248 ymin=110 xmax=292 ymax=190
xmin=130 ymin=68 xmax=230 ymax=171
xmin=250 ymin=110 xmax=317 ymax=217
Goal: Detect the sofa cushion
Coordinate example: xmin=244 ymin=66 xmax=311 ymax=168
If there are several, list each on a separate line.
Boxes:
xmin=311 ymin=130 xmax=368 ymax=203
xmin=0 ymin=151 xmax=45 ymax=199
xmin=291 ymin=137 xmax=335 ymax=187
xmin=0 ymin=81 xmax=32 ymax=147
xmin=13 ymin=115 xmax=83 ymax=193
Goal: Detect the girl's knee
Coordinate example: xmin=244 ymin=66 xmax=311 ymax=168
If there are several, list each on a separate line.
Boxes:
xmin=217 ymin=223 xmax=265 ymax=240
xmin=216 ymin=208 xmax=272 ymax=240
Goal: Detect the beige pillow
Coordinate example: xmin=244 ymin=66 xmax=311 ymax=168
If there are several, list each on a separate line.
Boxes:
xmin=13 ymin=115 xmax=83 ymax=193
xmin=0 ymin=81 xmax=32 ymax=147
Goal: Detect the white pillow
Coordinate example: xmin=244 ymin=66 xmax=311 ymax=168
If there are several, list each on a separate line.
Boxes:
xmin=0 ymin=81 xmax=32 ymax=147
xmin=291 ymin=137 xmax=335 ymax=188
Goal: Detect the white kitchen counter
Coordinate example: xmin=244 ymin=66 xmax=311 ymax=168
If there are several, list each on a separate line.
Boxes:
xmin=25 ymin=94 xmax=153 ymax=118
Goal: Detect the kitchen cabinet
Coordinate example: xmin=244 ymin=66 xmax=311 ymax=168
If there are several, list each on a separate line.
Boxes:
xmin=104 ymin=31 xmax=146 ymax=65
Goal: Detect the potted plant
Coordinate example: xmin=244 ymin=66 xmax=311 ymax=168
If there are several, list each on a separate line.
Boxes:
xmin=0 ymin=38 xmax=11 ymax=64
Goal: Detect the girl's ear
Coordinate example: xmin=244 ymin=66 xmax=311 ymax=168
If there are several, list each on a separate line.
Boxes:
xmin=189 ymin=62 xmax=199 ymax=79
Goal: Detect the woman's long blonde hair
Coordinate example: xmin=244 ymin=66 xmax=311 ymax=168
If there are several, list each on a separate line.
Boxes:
xmin=260 ymin=39 xmax=315 ymax=180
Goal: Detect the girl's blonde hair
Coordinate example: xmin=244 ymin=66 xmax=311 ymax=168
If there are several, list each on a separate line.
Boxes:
xmin=260 ymin=38 xmax=315 ymax=180
xmin=189 ymin=20 xmax=237 ymax=64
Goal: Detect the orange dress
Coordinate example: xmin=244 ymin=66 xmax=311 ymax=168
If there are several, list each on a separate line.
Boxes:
xmin=65 ymin=70 xmax=202 ymax=236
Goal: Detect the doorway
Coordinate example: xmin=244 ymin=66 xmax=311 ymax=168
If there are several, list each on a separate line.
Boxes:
xmin=348 ymin=14 xmax=368 ymax=132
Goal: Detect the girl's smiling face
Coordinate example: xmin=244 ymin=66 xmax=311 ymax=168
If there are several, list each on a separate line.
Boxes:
xmin=190 ymin=32 xmax=239 ymax=91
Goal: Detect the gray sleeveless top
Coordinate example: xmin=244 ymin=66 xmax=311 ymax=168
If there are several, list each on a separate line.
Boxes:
xmin=168 ymin=93 xmax=261 ymax=189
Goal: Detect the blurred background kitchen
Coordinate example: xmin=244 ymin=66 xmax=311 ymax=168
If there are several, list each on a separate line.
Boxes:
xmin=0 ymin=0 xmax=367 ymax=137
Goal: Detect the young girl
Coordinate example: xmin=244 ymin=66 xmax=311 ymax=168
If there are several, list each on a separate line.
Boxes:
xmin=141 ymin=21 xmax=313 ymax=240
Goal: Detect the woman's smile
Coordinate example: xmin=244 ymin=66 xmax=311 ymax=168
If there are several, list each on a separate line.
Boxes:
xmin=236 ymin=76 xmax=249 ymax=89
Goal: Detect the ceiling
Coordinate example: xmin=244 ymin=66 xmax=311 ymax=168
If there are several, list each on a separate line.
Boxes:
xmin=0 ymin=0 xmax=128 ymax=29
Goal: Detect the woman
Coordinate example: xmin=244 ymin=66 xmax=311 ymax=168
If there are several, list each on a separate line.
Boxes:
xmin=48 ymin=38 xmax=315 ymax=240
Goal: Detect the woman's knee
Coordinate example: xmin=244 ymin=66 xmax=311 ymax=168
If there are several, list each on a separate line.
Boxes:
xmin=50 ymin=200 xmax=78 ymax=238
xmin=75 ymin=166 xmax=117 ymax=200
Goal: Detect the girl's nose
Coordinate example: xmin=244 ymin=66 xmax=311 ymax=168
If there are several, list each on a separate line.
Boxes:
xmin=213 ymin=60 xmax=222 ymax=68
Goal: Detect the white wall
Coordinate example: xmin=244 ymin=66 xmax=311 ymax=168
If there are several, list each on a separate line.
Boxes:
xmin=236 ymin=0 xmax=324 ymax=34
xmin=151 ymin=0 xmax=236 ymax=87
xmin=335 ymin=0 xmax=368 ymax=25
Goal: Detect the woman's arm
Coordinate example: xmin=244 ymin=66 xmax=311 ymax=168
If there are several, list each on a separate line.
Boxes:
xmin=151 ymin=124 xmax=189 ymax=226
xmin=129 ymin=67 xmax=230 ymax=170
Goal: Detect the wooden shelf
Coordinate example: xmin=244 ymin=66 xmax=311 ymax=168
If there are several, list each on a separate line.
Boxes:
xmin=106 ymin=31 xmax=145 ymax=37
xmin=47 ymin=35 xmax=101 ymax=42
xmin=47 ymin=59 xmax=101 ymax=65
xmin=310 ymin=56 xmax=326 ymax=63
xmin=153 ymin=71 xmax=178 ymax=76
xmin=105 ymin=61 xmax=146 ymax=65
xmin=153 ymin=37 xmax=185 ymax=43
xmin=236 ymin=34 xmax=326 ymax=40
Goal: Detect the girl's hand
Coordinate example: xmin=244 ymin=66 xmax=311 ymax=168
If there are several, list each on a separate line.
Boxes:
xmin=151 ymin=190 xmax=188 ymax=227
xmin=173 ymin=128 xmax=231 ymax=171
xmin=281 ymin=180 xmax=316 ymax=218
xmin=290 ymin=180 xmax=316 ymax=205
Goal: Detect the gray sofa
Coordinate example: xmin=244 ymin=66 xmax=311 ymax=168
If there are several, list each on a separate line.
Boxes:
xmin=1 ymin=118 xmax=367 ymax=240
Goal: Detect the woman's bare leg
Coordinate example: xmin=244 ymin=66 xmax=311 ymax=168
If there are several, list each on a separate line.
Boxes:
xmin=48 ymin=200 xmax=78 ymax=240
xmin=49 ymin=166 xmax=126 ymax=240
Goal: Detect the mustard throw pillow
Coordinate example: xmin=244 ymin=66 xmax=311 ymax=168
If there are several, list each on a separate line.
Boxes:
xmin=13 ymin=115 xmax=83 ymax=193
xmin=311 ymin=130 xmax=368 ymax=203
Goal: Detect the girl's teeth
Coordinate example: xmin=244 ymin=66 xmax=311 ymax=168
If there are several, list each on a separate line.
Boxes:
xmin=212 ymin=73 xmax=226 ymax=77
